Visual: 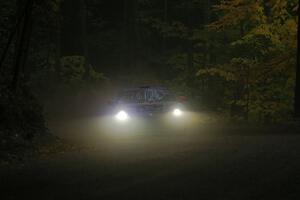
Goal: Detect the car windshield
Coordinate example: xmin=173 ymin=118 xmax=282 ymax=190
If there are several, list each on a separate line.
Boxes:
xmin=118 ymin=88 xmax=174 ymax=103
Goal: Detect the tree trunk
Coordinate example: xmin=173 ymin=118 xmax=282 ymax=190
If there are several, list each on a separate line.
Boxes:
xmin=132 ymin=0 xmax=139 ymax=74
xmin=186 ymin=0 xmax=194 ymax=79
xmin=262 ymin=0 xmax=272 ymax=23
xmin=11 ymin=0 xmax=34 ymax=92
xmin=245 ymin=65 xmax=250 ymax=121
xmin=119 ymin=0 xmax=127 ymax=75
xmin=60 ymin=0 xmax=87 ymax=57
xmin=119 ymin=0 xmax=138 ymax=77
xmin=0 ymin=18 xmax=23 ymax=71
xmin=295 ymin=5 xmax=300 ymax=118
xmin=54 ymin=2 xmax=61 ymax=76
xmin=162 ymin=0 xmax=168 ymax=53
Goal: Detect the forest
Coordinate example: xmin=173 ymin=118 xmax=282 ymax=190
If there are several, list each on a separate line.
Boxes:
xmin=0 ymin=0 xmax=299 ymax=142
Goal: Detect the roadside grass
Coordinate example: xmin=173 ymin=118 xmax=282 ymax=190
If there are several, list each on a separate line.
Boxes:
xmin=0 ymin=133 xmax=79 ymax=167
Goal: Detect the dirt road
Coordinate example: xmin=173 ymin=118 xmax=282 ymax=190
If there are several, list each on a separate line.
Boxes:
xmin=1 ymin=115 xmax=300 ymax=199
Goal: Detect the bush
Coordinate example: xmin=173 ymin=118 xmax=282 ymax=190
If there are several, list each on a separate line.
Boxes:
xmin=0 ymin=86 xmax=47 ymax=143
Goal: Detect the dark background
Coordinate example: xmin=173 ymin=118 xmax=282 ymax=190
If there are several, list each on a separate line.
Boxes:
xmin=0 ymin=1 xmax=300 ymax=199
xmin=0 ymin=0 xmax=299 ymax=140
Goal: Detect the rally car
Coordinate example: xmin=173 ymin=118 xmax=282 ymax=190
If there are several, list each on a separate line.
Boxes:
xmin=110 ymin=86 xmax=187 ymax=122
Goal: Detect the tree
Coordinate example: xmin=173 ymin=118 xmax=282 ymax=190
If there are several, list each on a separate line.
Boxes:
xmin=120 ymin=0 xmax=139 ymax=75
xmin=295 ymin=4 xmax=300 ymax=118
xmin=60 ymin=0 xmax=87 ymax=58
xmin=12 ymin=0 xmax=35 ymax=92
xmin=200 ymin=0 xmax=298 ymax=121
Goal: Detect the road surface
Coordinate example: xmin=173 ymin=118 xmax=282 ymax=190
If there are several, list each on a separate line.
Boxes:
xmin=1 ymin=114 xmax=300 ymax=199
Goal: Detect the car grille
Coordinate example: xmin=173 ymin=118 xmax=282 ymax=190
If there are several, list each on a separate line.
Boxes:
xmin=138 ymin=104 xmax=164 ymax=113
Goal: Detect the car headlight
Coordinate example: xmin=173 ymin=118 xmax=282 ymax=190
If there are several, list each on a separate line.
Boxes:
xmin=115 ymin=110 xmax=129 ymax=121
xmin=172 ymin=108 xmax=183 ymax=117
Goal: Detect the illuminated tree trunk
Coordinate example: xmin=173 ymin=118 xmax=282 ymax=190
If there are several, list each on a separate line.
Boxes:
xmin=231 ymin=21 xmax=246 ymax=118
